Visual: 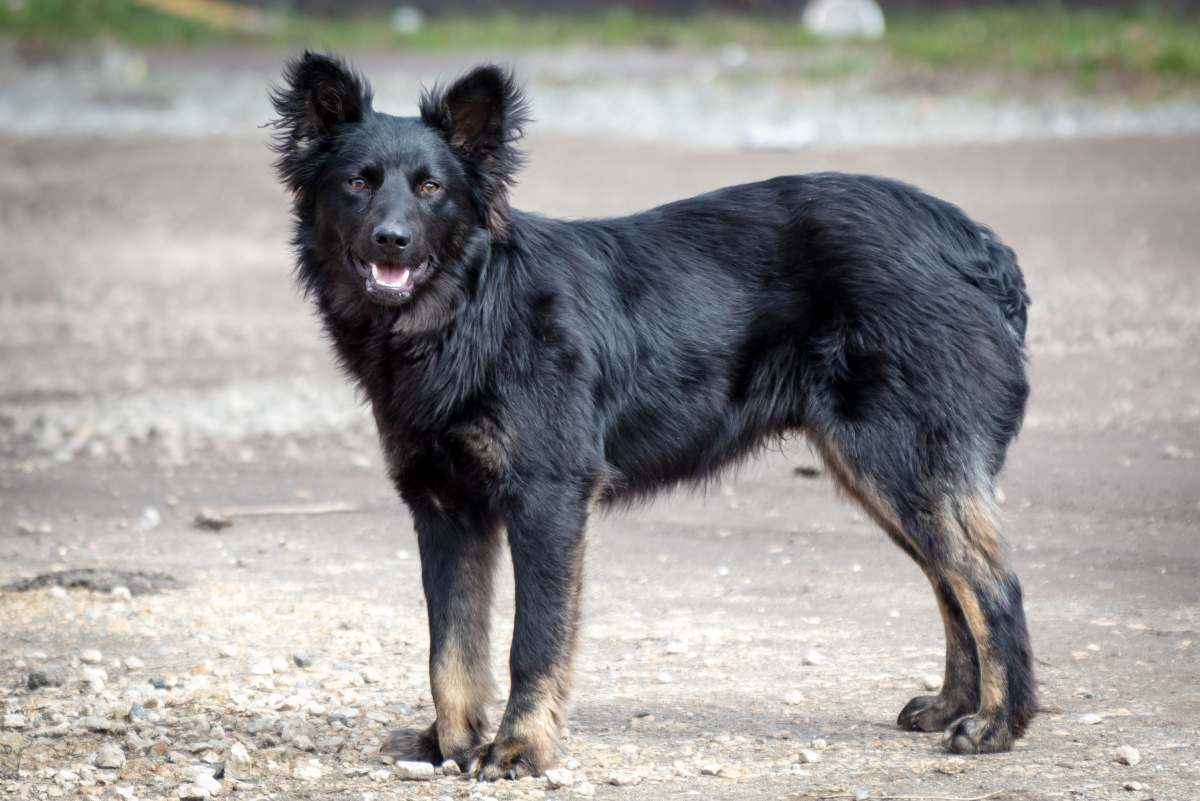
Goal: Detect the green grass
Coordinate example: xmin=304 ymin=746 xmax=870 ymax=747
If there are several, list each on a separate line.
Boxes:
xmin=2 ymin=0 xmax=1199 ymax=90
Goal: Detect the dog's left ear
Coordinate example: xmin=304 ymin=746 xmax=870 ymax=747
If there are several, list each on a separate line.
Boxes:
xmin=421 ymin=65 xmax=530 ymax=242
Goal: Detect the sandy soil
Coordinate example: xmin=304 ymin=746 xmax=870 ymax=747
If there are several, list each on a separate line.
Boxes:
xmin=1 ymin=130 xmax=1199 ymax=801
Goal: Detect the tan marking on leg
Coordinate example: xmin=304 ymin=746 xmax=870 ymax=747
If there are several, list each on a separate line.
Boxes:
xmin=955 ymin=491 xmax=1005 ymax=573
xmin=431 ymin=641 xmax=499 ymax=755
xmin=810 ymin=435 xmax=920 ymax=558
xmin=449 ymin=418 xmax=512 ymax=472
xmin=944 ymin=569 xmax=1006 ymax=717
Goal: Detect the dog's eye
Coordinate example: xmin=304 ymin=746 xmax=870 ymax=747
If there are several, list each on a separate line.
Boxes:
xmin=348 ymin=177 xmax=367 ymax=190
xmin=422 ymin=181 xmax=440 ymax=195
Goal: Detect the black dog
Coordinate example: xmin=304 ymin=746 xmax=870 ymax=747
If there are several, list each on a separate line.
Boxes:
xmin=270 ymin=52 xmax=1036 ymax=779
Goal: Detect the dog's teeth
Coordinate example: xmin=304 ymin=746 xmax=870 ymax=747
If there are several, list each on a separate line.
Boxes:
xmin=370 ymin=264 xmax=380 ymax=281
xmin=399 ymin=268 xmax=411 ymax=286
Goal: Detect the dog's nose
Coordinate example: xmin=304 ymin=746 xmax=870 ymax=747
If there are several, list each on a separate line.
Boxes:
xmin=373 ymin=225 xmax=412 ymax=250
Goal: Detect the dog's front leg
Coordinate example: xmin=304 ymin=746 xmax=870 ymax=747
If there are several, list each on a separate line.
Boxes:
xmin=382 ymin=497 xmax=501 ymax=770
xmin=473 ymin=483 xmax=587 ymax=780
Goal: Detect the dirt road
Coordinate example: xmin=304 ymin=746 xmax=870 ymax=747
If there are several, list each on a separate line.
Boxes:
xmin=1 ymin=129 xmax=1198 ymax=801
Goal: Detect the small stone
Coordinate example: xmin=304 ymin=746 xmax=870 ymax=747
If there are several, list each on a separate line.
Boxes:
xmin=50 ymin=585 xmax=68 ymax=599
xmin=368 ymin=769 xmax=391 ymax=782
xmin=293 ymin=652 xmax=314 ymax=668
xmin=784 ymin=690 xmax=805 ymax=705
xmin=96 ymin=743 xmax=126 ymax=769
xmin=393 ymin=760 xmax=436 ymax=780
xmin=250 ymin=659 xmax=273 ymax=675
xmin=81 ymin=649 xmax=103 ymax=664
xmin=1113 ymin=744 xmax=1140 ymax=765
xmin=362 ymin=668 xmax=382 ymax=683
xmin=440 ymin=759 xmax=461 ymax=775
xmin=700 ymin=763 xmax=722 ymax=775
xmin=270 ymin=656 xmax=289 ymax=673
xmin=545 ymin=768 xmax=573 ymax=788
xmin=1079 ymin=713 xmax=1104 ymax=725
xmin=573 ymin=781 xmax=596 ymax=796
xmin=666 ymin=642 xmax=688 ymax=655
xmin=111 ymin=585 xmax=133 ymax=601
xmin=853 ymin=790 xmax=870 ymax=801
xmin=226 ymin=742 xmax=254 ymax=780
xmin=801 ymin=650 xmax=822 ymax=666
xmin=177 ymin=784 xmax=210 ymax=800
xmin=148 ymin=675 xmax=167 ymax=688
xmin=318 ymin=736 xmax=345 ymax=753
xmin=28 ymin=663 xmax=67 ymax=689
xmin=2 ymin=714 xmax=27 ymax=729
xmin=326 ymin=712 xmax=349 ymax=726
xmin=811 ymin=738 xmax=827 ymax=750
xmin=78 ymin=715 xmax=114 ymax=732
xmin=799 ymin=749 xmax=821 ymax=763
xmin=194 ymin=774 xmax=221 ymax=794
xmin=128 ymin=702 xmax=150 ymax=721
xmin=218 ymin=644 xmax=238 ymax=658
xmin=1123 ymin=781 xmax=1142 ymax=790
xmin=608 ymin=771 xmax=639 ymax=786
xmin=656 ymin=670 xmax=673 ymax=683
xmin=291 ymin=735 xmax=315 ymax=751
xmin=922 ymin=674 xmax=944 ymax=690
xmin=124 ymin=656 xmax=144 ymax=671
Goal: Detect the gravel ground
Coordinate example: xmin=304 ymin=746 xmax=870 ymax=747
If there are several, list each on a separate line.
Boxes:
xmin=1 ymin=51 xmax=1199 ymax=801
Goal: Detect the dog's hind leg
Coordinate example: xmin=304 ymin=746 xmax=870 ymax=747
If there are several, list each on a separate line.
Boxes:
xmin=812 ymin=436 xmax=1036 ymax=753
xmin=382 ymin=497 xmax=501 ymax=770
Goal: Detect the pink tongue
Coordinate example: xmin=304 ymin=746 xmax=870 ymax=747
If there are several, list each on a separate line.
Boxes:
xmin=376 ymin=264 xmax=408 ymax=285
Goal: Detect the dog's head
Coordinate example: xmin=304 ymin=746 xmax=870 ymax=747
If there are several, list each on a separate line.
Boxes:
xmin=270 ymin=52 xmax=528 ymax=314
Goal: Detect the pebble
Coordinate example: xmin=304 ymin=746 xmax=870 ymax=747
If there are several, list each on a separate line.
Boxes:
xmin=293 ymin=652 xmax=315 ymax=668
xmin=608 ymin=771 xmax=639 ymax=786
xmin=922 ymin=674 xmax=944 ymax=690
xmin=393 ymin=760 xmax=436 ymax=780
xmin=2 ymin=714 xmax=27 ymax=729
xmin=129 ymin=702 xmax=150 ymax=721
xmin=148 ymin=675 xmax=167 ymax=689
xmin=573 ymin=781 xmax=596 ymax=796
xmin=50 ymin=585 xmax=68 ymax=599
xmin=218 ymin=644 xmax=238 ymax=658
xmin=270 ymin=656 xmax=290 ymax=673
xmin=124 ymin=656 xmax=144 ymax=671
xmin=1123 ymin=781 xmax=1143 ymax=790
xmin=799 ymin=749 xmax=822 ymax=763
xmin=440 ymin=759 xmax=461 ymax=775
xmin=194 ymin=774 xmax=222 ymax=794
xmin=545 ymin=768 xmax=573 ymax=788
xmin=96 ymin=743 xmax=126 ymax=768
xmin=1113 ymin=744 xmax=1140 ymax=765
xmin=251 ymin=659 xmax=273 ymax=675
xmin=177 ymin=785 xmax=210 ymax=800
xmin=226 ymin=742 xmax=254 ymax=780
xmin=801 ymin=650 xmax=822 ymax=666
xmin=327 ymin=712 xmax=349 ymax=726
xmin=656 ymin=670 xmax=673 ymax=683
xmin=784 ymin=690 xmax=805 ymax=705
xmin=853 ymin=790 xmax=870 ymax=801
xmin=112 ymin=585 xmax=133 ymax=601
xmin=81 ymin=649 xmax=103 ymax=664
xmin=700 ymin=763 xmax=722 ymax=775
xmin=1079 ymin=713 xmax=1104 ymax=725
xmin=292 ymin=735 xmax=316 ymax=751
xmin=28 ymin=663 xmax=67 ymax=689
xmin=318 ymin=736 xmax=346 ymax=753
xmin=78 ymin=715 xmax=115 ymax=732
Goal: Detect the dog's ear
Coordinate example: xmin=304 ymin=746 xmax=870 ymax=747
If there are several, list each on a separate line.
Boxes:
xmin=270 ymin=52 xmax=372 ymax=193
xmin=421 ymin=65 xmax=530 ymax=242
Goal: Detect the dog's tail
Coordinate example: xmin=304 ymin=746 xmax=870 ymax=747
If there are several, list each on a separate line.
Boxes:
xmin=958 ymin=223 xmax=1030 ymax=347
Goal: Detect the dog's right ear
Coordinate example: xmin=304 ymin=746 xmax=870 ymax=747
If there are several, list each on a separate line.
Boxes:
xmin=269 ymin=52 xmax=372 ymax=193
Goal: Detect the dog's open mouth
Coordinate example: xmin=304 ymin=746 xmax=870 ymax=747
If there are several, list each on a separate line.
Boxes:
xmin=352 ymin=253 xmax=430 ymax=298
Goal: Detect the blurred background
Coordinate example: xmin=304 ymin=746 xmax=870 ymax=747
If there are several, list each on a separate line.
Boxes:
xmin=1 ymin=3 xmax=1199 ymax=799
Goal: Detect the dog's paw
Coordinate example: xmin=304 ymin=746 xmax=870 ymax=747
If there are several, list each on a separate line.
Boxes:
xmin=941 ymin=713 xmax=1015 ymax=754
xmin=471 ymin=736 xmax=552 ymax=781
xmin=381 ymin=726 xmax=443 ymax=764
xmin=897 ymin=694 xmax=974 ymax=732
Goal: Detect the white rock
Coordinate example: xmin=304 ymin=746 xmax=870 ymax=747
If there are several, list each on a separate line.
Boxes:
xmin=799 ymin=749 xmax=821 ymax=764
xmin=114 ymin=787 xmax=138 ymax=801
xmin=801 ymin=0 xmax=885 ymax=39
xmin=784 ymin=690 xmax=805 ymax=705
xmin=368 ymin=769 xmax=391 ymax=782
xmin=218 ymin=645 xmax=238 ymax=658
xmin=608 ymin=771 xmax=639 ymax=786
xmin=1113 ymin=744 xmax=1140 ymax=765
xmin=666 ymin=643 xmax=688 ymax=655
xmin=194 ymin=773 xmax=222 ymax=794
xmin=700 ymin=763 xmax=722 ymax=775
xmin=2 ymin=714 xmax=27 ymax=729
xmin=545 ymin=768 xmax=573 ymax=788
xmin=177 ymin=785 xmax=210 ymax=800
xmin=573 ymin=781 xmax=596 ymax=796
xmin=306 ymin=701 xmax=326 ymax=715
xmin=922 ymin=674 xmax=944 ymax=690
xmin=810 ymin=738 xmax=827 ymax=750
xmin=270 ymin=656 xmax=290 ymax=673
xmin=96 ymin=743 xmax=126 ymax=768
xmin=1079 ymin=713 xmax=1104 ymax=725
xmin=81 ymin=649 xmax=103 ymax=664
xmin=111 ymin=585 xmax=133 ymax=601
xmin=656 ymin=670 xmax=673 ymax=684
xmin=225 ymin=742 xmax=254 ymax=780
xmin=124 ymin=656 xmax=144 ymax=671
xmin=50 ymin=586 xmax=68 ymax=599
xmin=801 ymin=650 xmax=822 ymax=666
xmin=393 ymin=761 xmax=435 ymax=780
xmin=1123 ymin=781 xmax=1143 ymax=790
xmin=250 ymin=659 xmax=273 ymax=675
xmin=295 ymin=763 xmax=322 ymax=780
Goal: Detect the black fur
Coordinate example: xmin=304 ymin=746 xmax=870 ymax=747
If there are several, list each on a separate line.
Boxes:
xmin=270 ymin=52 xmax=1037 ymax=777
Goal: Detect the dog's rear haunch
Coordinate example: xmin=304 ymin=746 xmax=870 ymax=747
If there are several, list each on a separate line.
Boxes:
xmin=270 ymin=52 xmax=1037 ymax=779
